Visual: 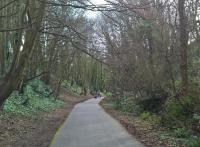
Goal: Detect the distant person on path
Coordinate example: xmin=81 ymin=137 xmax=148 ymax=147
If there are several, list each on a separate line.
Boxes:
xmin=95 ymin=90 xmax=101 ymax=99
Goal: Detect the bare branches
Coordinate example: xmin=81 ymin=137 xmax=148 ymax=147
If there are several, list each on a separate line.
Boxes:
xmin=40 ymin=30 xmax=108 ymax=65
xmin=46 ymin=1 xmax=112 ymax=11
xmin=0 ymin=26 xmax=28 ymax=32
xmin=0 ymin=0 xmax=17 ymax=11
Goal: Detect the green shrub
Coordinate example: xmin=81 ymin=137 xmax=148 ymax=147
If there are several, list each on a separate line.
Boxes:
xmin=162 ymin=96 xmax=200 ymax=128
xmin=3 ymin=79 xmax=65 ymax=116
xmin=182 ymin=137 xmax=200 ymax=147
xmin=193 ymin=114 xmax=200 ymax=123
xmin=173 ymin=128 xmax=192 ymax=138
xmin=105 ymin=92 xmax=113 ymax=97
xmin=139 ymin=112 xmax=161 ymax=125
xmin=140 ymin=112 xmax=152 ymax=120
xmin=191 ymin=138 xmax=200 ymax=147
xmin=115 ymin=97 xmax=142 ymax=114
xmin=138 ymin=88 xmax=168 ymax=113
xmin=30 ymin=80 xmax=53 ymax=97
xmin=62 ymin=80 xmax=82 ymax=95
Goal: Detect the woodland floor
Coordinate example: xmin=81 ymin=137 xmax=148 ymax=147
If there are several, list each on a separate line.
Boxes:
xmin=0 ymin=90 xmax=90 ymax=147
xmin=100 ymin=98 xmax=179 ymax=147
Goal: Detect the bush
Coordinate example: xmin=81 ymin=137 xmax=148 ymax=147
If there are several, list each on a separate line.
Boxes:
xmin=30 ymin=80 xmax=53 ymax=97
xmin=115 ymin=97 xmax=142 ymax=114
xmin=62 ymin=80 xmax=82 ymax=95
xmin=191 ymin=138 xmax=200 ymax=147
xmin=138 ymin=88 xmax=168 ymax=113
xmin=173 ymin=128 xmax=192 ymax=138
xmin=105 ymin=92 xmax=113 ymax=97
xmin=139 ymin=112 xmax=161 ymax=125
xmin=140 ymin=112 xmax=152 ymax=120
xmin=3 ymin=80 xmax=65 ymax=116
xmin=193 ymin=114 xmax=200 ymax=123
xmin=162 ymin=96 xmax=200 ymax=128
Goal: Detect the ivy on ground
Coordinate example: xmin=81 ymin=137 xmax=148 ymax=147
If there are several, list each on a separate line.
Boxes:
xmin=3 ymin=80 xmax=65 ymax=117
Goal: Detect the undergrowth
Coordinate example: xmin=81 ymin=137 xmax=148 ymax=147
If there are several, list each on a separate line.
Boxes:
xmin=105 ymin=95 xmax=200 ymax=147
xmin=3 ymin=79 xmax=65 ymax=117
xmin=62 ymin=80 xmax=83 ymax=95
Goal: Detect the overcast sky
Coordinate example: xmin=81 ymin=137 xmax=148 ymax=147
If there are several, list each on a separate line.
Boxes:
xmin=86 ymin=0 xmax=107 ymax=18
xmin=91 ymin=0 xmax=107 ymax=5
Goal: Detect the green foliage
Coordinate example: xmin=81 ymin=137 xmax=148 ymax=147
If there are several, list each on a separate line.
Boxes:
xmin=162 ymin=96 xmax=200 ymax=128
xmin=190 ymin=138 xmax=200 ymax=147
xmin=105 ymin=92 xmax=113 ymax=97
xmin=163 ymin=100 xmax=186 ymax=127
xmin=139 ymin=112 xmax=161 ymax=125
xmin=30 ymin=80 xmax=53 ymax=97
xmin=62 ymin=80 xmax=83 ymax=95
xmin=160 ymin=131 xmax=200 ymax=147
xmin=3 ymin=80 xmax=65 ymax=116
xmin=159 ymin=95 xmax=200 ymax=146
xmin=173 ymin=128 xmax=192 ymax=138
xmin=138 ymin=88 xmax=168 ymax=113
xmin=193 ymin=114 xmax=200 ymax=124
xmin=104 ymin=98 xmax=119 ymax=109
xmin=140 ymin=112 xmax=152 ymax=120
xmin=115 ymin=97 xmax=142 ymax=114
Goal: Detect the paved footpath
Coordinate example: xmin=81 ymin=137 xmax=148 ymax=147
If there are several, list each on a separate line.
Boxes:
xmin=50 ymin=98 xmax=145 ymax=147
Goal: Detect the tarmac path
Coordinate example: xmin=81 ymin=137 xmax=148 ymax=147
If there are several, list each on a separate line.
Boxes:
xmin=50 ymin=98 xmax=144 ymax=147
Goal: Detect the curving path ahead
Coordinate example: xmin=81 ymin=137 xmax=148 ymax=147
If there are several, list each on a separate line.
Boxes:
xmin=50 ymin=98 xmax=144 ymax=147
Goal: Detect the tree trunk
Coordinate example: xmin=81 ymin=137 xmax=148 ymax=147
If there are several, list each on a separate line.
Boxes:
xmin=43 ymin=38 xmax=58 ymax=84
xmin=0 ymin=33 xmax=5 ymax=75
xmin=55 ymin=78 xmax=62 ymax=99
xmin=178 ymin=0 xmax=189 ymax=96
xmin=0 ymin=0 xmax=46 ymax=106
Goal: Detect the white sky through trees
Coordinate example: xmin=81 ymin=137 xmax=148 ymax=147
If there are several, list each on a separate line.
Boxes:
xmin=86 ymin=0 xmax=107 ymax=18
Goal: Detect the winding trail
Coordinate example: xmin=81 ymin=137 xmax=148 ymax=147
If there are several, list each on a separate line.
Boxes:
xmin=50 ymin=98 xmax=144 ymax=147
